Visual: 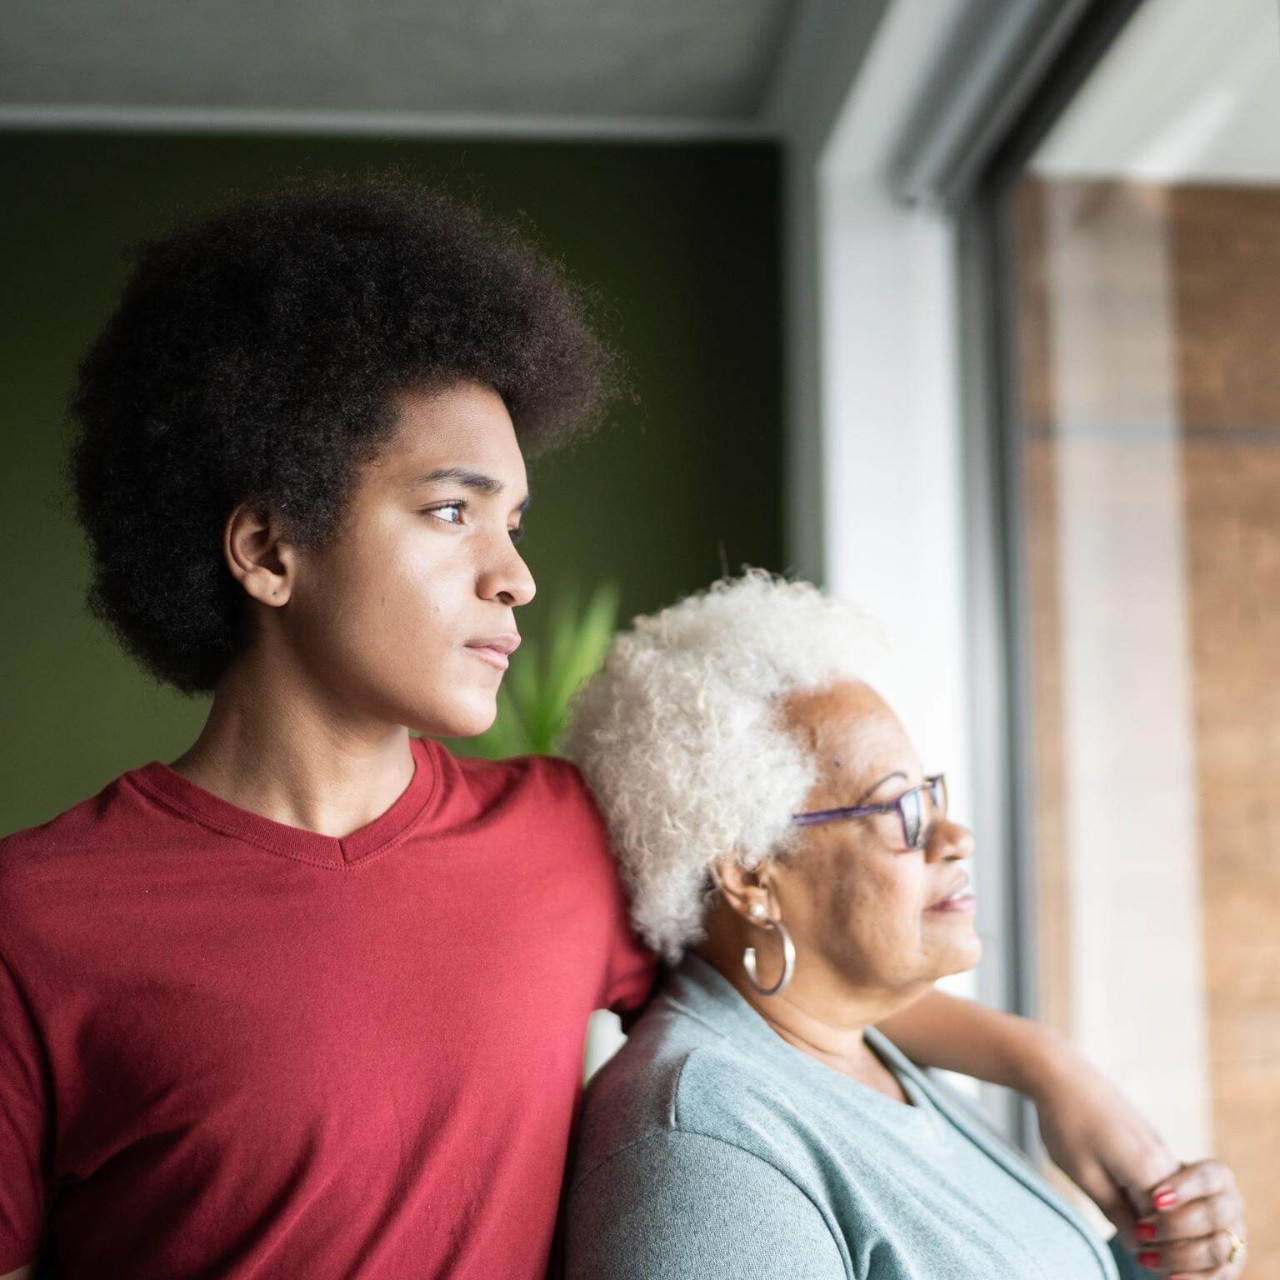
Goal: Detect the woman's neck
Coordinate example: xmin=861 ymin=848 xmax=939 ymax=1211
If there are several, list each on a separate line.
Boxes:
xmin=690 ymin=938 xmax=924 ymax=1105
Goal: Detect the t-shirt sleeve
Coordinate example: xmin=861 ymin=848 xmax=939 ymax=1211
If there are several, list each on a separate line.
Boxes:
xmin=563 ymin=1130 xmax=846 ymax=1280
xmin=550 ymin=757 xmax=660 ymax=1020
xmin=601 ymin=923 xmax=659 ymax=1024
xmin=0 ymin=952 xmax=52 ymax=1271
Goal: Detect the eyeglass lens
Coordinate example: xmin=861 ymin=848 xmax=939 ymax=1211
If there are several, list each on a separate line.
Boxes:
xmin=901 ymin=776 xmax=947 ymax=849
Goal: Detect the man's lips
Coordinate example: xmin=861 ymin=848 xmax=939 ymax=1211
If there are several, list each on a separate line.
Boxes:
xmin=465 ymin=634 xmax=521 ymax=671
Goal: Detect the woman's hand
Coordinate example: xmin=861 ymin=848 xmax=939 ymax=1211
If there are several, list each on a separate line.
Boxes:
xmin=1130 ymin=1161 xmax=1248 ymax=1279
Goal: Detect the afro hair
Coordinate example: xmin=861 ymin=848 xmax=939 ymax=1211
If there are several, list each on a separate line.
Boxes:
xmin=66 ymin=173 xmax=617 ymax=695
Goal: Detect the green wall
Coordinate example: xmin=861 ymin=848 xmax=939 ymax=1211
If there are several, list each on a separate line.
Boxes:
xmin=0 ymin=132 xmax=784 ymax=835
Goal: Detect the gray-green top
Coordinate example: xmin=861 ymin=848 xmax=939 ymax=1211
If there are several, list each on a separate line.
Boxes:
xmin=563 ymin=952 xmax=1148 ymax=1280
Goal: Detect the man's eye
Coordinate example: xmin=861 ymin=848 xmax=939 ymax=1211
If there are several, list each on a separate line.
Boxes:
xmin=426 ymin=502 xmax=465 ymax=524
xmin=509 ymin=524 xmax=526 ymax=545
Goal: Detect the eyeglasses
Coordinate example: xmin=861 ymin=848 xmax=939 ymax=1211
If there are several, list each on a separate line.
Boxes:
xmin=791 ymin=774 xmax=948 ymax=851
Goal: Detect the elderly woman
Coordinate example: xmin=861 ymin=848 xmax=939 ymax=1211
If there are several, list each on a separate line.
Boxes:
xmin=560 ymin=573 xmax=1246 ymax=1280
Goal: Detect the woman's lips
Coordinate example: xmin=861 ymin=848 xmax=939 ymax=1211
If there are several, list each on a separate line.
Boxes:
xmin=927 ymin=876 xmax=976 ymax=913
xmin=926 ymin=893 xmax=976 ymax=914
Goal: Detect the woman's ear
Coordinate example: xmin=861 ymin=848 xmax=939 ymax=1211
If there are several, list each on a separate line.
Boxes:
xmin=710 ymin=855 xmax=771 ymax=923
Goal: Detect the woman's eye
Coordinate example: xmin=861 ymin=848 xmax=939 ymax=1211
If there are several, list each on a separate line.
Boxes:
xmin=509 ymin=525 xmax=526 ymax=545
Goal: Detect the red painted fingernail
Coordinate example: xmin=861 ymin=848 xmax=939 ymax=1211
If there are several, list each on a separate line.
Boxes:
xmin=1139 ymin=1252 xmax=1160 ymax=1269
xmin=1153 ymin=1189 xmax=1178 ymax=1211
xmin=1136 ymin=1223 xmax=1158 ymax=1243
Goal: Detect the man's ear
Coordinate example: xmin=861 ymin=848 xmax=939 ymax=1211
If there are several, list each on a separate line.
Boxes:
xmin=223 ymin=502 xmax=298 ymax=607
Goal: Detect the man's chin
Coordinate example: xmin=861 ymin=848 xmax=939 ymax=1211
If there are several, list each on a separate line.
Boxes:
xmin=427 ymin=696 xmax=500 ymax=742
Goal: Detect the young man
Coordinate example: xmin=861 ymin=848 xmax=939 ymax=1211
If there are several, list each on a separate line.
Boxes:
xmin=0 ymin=178 xmax=1197 ymax=1278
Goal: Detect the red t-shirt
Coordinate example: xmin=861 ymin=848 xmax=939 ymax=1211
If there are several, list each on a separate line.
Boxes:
xmin=0 ymin=737 xmax=658 ymax=1278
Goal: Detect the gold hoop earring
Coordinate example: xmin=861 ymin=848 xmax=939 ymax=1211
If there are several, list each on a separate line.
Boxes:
xmin=743 ymin=904 xmax=796 ymax=996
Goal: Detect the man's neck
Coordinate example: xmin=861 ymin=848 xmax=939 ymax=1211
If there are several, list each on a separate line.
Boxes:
xmin=170 ymin=654 xmax=417 ymax=839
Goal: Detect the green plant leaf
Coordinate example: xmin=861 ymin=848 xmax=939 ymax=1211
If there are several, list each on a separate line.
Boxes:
xmin=452 ymin=581 xmax=621 ymax=760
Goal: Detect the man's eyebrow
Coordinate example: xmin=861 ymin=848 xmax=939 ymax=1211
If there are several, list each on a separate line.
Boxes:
xmin=407 ymin=466 xmax=503 ymax=496
xmin=854 ymin=771 xmax=908 ymax=807
xmin=408 ymin=467 xmax=530 ymax=512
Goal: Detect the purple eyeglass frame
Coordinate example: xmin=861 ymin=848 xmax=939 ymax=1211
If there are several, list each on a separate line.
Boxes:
xmin=791 ymin=774 xmax=947 ymax=850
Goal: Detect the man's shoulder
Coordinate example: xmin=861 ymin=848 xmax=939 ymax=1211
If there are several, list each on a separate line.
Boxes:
xmin=452 ymin=748 xmax=587 ymax=795
xmin=0 ymin=770 xmax=152 ymax=929
xmin=447 ymin=749 xmax=604 ymax=832
xmin=0 ymin=773 xmax=133 ymax=867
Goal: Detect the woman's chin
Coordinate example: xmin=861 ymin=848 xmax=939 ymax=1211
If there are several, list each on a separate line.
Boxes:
xmin=945 ymin=936 xmax=983 ymax=975
xmin=922 ymin=931 xmax=983 ymax=981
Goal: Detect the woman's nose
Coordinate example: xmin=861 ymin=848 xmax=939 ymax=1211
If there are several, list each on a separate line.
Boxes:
xmin=930 ymin=818 xmax=975 ymax=862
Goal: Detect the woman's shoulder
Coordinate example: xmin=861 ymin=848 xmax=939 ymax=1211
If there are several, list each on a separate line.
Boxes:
xmin=571 ymin=992 xmax=805 ymax=1189
xmin=563 ymin=1001 xmax=849 ymax=1279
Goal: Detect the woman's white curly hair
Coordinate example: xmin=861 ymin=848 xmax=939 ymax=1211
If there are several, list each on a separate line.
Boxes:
xmin=561 ymin=569 xmax=887 ymax=962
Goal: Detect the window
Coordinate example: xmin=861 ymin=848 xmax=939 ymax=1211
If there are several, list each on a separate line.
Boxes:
xmin=987 ymin=0 xmax=1280 ymax=1254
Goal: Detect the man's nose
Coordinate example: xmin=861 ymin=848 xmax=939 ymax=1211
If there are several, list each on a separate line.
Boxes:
xmin=481 ymin=540 xmax=536 ymax=609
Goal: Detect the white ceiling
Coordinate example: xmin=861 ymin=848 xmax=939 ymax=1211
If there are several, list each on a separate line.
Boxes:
xmin=1034 ymin=0 xmax=1280 ymax=183
xmin=0 ymin=0 xmax=809 ymax=134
